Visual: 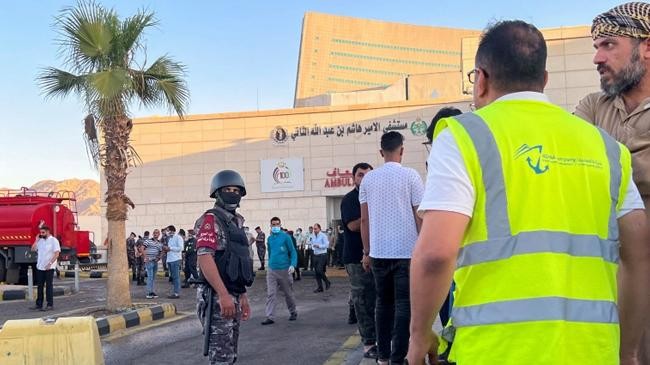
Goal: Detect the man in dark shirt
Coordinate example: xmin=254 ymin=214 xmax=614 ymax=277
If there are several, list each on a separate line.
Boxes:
xmin=341 ymin=162 xmax=377 ymax=359
xmin=254 ymin=227 xmax=266 ymax=271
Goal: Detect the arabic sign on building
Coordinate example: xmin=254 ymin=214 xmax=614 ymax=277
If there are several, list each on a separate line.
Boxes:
xmin=270 ymin=117 xmax=429 ymax=144
xmin=260 ymin=158 xmax=305 ymax=193
xmin=324 ymin=168 xmax=354 ymax=188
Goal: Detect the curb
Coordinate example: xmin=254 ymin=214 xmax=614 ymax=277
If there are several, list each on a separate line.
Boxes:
xmin=0 ymin=286 xmax=72 ymax=302
xmin=62 ymin=271 xmax=107 ymax=279
xmin=95 ymin=303 xmax=177 ymax=336
xmin=61 ymin=271 xmax=178 ymax=279
xmin=323 ymin=333 xmax=362 ymax=365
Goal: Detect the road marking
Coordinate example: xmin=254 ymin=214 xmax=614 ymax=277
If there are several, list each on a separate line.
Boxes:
xmin=323 ymin=333 xmax=361 ymax=365
xmin=101 ymin=312 xmax=192 ymax=342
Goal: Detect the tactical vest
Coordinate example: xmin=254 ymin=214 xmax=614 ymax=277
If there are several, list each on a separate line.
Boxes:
xmin=208 ymin=208 xmax=255 ymax=294
xmin=434 ymin=99 xmax=632 ymax=364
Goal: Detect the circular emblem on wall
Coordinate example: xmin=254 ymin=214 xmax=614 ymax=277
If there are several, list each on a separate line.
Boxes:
xmin=272 ymin=161 xmax=291 ymax=184
xmin=270 ymin=126 xmax=288 ymax=144
xmin=410 ymin=118 xmax=428 ymax=137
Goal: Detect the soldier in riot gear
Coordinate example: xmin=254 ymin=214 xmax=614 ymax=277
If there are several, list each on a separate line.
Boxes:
xmin=195 ymin=170 xmax=255 ymax=365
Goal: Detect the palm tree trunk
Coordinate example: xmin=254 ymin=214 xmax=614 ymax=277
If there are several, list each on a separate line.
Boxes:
xmin=104 ymin=116 xmax=134 ymax=311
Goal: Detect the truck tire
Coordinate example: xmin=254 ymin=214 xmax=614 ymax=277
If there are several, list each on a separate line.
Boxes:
xmin=0 ymin=259 xmax=6 ymax=283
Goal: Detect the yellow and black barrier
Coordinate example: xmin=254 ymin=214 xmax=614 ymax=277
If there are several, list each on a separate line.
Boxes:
xmin=0 ymin=286 xmax=70 ymax=302
xmin=95 ymin=303 xmax=176 ymax=336
xmin=0 ymin=316 xmax=104 ymax=364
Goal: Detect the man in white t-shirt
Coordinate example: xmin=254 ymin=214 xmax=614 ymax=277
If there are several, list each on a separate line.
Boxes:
xmin=29 ymin=225 xmax=61 ymax=311
xmin=359 ymin=131 xmax=424 ymax=365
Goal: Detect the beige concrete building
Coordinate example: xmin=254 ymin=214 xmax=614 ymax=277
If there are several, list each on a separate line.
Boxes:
xmin=101 ymin=13 xmax=603 ymax=238
xmin=294 ymin=12 xmax=480 ymax=103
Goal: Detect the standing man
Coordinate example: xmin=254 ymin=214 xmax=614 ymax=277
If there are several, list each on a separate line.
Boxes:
xmin=334 ymin=225 xmax=345 ymax=269
xmin=254 ymin=226 xmax=266 ymax=271
xmin=575 ymin=6 xmax=650 ymax=359
xmin=408 ymin=20 xmax=650 ymax=365
xmin=135 ymin=231 xmax=148 ymax=286
xmin=161 ymin=227 xmax=170 ymax=278
xmin=341 ymin=162 xmax=377 ymax=359
xmin=126 ymin=232 xmax=137 ymax=282
xmin=195 ymin=170 xmax=254 ymax=365
xmin=166 ymin=225 xmax=183 ymax=299
xmin=261 ymin=217 xmax=298 ymax=325
xmin=360 ymin=131 xmax=424 ymax=365
xmin=143 ymin=229 xmax=163 ymax=299
xmin=306 ymin=226 xmax=315 ymax=271
xmin=244 ymin=227 xmax=255 ymax=260
xmin=182 ymin=229 xmax=199 ymax=288
xmin=311 ymin=223 xmax=331 ymax=293
xmin=294 ymin=228 xmax=307 ymax=272
xmin=29 ymin=226 xmax=60 ymax=311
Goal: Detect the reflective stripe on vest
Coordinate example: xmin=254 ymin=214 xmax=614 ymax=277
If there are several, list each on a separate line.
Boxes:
xmin=453 ymin=297 xmax=619 ymax=327
xmin=451 ymin=112 xmax=622 ymax=327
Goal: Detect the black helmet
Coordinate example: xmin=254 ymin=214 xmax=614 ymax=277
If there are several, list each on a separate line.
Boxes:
xmin=209 ymin=170 xmax=247 ymax=198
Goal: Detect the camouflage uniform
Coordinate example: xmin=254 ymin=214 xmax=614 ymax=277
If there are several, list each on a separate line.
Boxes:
xmin=195 ymin=206 xmax=250 ymax=365
xmin=196 ymin=288 xmax=242 ymax=364
xmin=126 ymin=237 xmax=137 ymax=281
xmin=135 ymin=237 xmax=146 ymax=285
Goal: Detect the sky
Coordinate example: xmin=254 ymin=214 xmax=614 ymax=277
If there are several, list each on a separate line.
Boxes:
xmin=0 ymin=0 xmax=622 ymax=188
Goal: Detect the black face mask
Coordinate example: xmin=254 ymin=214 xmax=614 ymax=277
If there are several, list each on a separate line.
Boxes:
xmin=218 ymin=191 xmax=241 ymax=211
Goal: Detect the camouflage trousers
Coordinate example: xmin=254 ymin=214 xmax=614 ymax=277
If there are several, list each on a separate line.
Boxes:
xmin=346 ymin=263 xmax=377 ymax=346
xmin=197 ymin=287 xmax=242 ymax=365
xmin=135 ymin=258 xmax=145 ymax=281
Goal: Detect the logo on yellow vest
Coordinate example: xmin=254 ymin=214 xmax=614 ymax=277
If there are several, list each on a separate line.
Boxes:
xmin=515 ymin=144 xmax=549 ymax=174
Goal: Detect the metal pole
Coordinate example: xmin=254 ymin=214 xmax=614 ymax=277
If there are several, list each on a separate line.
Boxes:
xmin=27 ymin=266 xmax=33 ymax=301
xmin=74 ymin=261 xmax=80 ymax=293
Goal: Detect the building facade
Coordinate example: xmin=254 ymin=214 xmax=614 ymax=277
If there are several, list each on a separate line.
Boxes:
xmin=101 ymin=13 xmax=602 ymax=238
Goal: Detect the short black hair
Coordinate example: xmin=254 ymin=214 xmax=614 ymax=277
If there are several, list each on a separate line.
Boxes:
xmin=40 ymin=225 xmax=50 ymax=232
xmin=427 ymin=107 xmax=462 ymax=142
xmin=255 ymin=226 xmax=261 ymax=230
xmin=380 ymin=131 xmax=404 ymax=152
xmin=130 ymin=232 xmax=136 ymax=237
xmin=179 ymin=229 xmax=186 ymax=236
xmin=144 ymin=230 xmax=150 ymax=236
xmin=476 ymin=20 xmax=547 ymax=92
xmin=167 ymin=225 xmax=176 ymax=232
xmin=352 ymin=162 xmax=373 ymax=177
xmin=270 ymin=217 xmax=281 ymax=224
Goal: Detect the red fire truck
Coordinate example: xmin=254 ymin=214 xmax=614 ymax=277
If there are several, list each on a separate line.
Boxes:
xmin=0 ymin=188 xmax=97 ymax=284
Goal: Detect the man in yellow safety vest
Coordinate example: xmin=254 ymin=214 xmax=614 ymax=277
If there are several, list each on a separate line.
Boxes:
xmin=407 ymin=20 xmax=650 ymax=365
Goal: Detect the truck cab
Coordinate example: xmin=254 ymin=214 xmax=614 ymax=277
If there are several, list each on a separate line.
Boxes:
xmin=0 ymin=188 xmax=96 ymax=284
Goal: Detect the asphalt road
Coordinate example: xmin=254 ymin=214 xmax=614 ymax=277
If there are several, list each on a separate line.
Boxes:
xmin=102 ymin=273 xmax=357 ymax=365
xmin=0 ymin=269 xmax=362 ymax=364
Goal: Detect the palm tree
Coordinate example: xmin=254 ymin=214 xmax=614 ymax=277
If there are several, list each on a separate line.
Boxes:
xmin=37 ymin=1 xmax=189 ymax=311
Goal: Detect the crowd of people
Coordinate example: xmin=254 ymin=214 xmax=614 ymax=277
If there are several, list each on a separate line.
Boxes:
xmin=124 ymin=221 xmax=348 ymax=301
xmin=91 ymin=3 xmax=650 ymax=364
xmin=125 ymin=225 xmax=199 ymax=299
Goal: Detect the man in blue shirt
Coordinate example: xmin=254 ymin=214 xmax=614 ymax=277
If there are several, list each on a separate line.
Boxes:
xmin=261 ymin=217 xmax=298 ymax=325
xmin=311 ymin=223 xmax=331 ymax=293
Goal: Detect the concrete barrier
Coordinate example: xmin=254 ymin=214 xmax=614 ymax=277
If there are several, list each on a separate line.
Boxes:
xmin=62 ymin=270 xmax=107 ymax=279
xmin=0 ymin=316 xmax=104 ymax=364
xmin=95 ymin=303 xmax=177 ymax=336
xmin=0 ymin=285 xmax=70 ymax=302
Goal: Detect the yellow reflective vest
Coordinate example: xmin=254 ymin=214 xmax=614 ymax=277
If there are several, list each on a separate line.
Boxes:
xmin=434 ymin=98 xmax=632 ymax=364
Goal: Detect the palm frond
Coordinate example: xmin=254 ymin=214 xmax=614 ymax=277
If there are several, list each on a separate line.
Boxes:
xmin=89 ymin=68 xmax=131 ymax=99
xmin=83 ymin=114 xmax=101 ymax=168
xmin=37 ymin=67 xmax=87 ymax=99
xmin=55 ymin=0 xmax=115 ymax=73
xmin=130 ymin=55 xmax=189 ymax=117
xmin=115 ymin=9 xmax=157 ymax=61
